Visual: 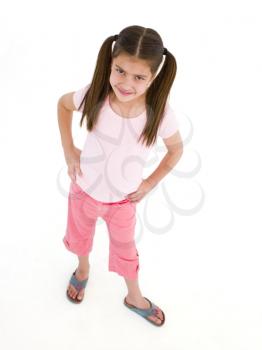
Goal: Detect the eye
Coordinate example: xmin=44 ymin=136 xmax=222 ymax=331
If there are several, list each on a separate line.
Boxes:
xmin=115 ymin=67 xmax=145 ymax=80
xmin=116 ymin=67 xmax=124 ymax=74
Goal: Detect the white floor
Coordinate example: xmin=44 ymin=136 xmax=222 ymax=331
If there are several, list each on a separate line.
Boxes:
xmin=1 ymin=178 xmax=262 ymax=350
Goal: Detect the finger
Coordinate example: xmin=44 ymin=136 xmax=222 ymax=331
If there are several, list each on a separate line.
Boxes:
xmin=127 ymin=191 xmax=137 ymax=197
xmin=132 ymin=190 xmax=142 ymax=197
xmin=68 ymin=169 xmax=76 ymax=183
xmin=126 ymin=193 xmax=136 ymax=199
xmin=129 ymin=193 xmax=141 ymax=201
xmin=72 ymin=167 xmax=77 ymax=182
xmin=75 ymin=165 xmax=83 ymax=177
xmin=129 ymin=197 xmax=142 ymax=203
xmin=70 ymin=175 xmax=76 ymax=183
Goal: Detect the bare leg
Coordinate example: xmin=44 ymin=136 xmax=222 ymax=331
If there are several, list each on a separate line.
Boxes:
xmin=124 ymin=276 xmax=164 ymax=325
xmin=77 ymin=254 xmax=90 ymax=273
xmin=67 ymin=254 xmax=90 ymax=301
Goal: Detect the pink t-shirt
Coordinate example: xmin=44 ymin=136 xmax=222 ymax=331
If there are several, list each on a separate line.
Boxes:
xmin=73 ymin=85 xmax=180 ymax=203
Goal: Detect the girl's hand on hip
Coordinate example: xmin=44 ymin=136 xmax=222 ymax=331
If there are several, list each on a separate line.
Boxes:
xmin=64 ymin=145 xmax=83 ymax=183
xmin=125 ymin=179 xmax=154 ymax=203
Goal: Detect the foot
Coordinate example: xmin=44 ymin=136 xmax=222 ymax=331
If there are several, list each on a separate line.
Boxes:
xmin=125 ymin=295 xmax=164 ymax=325
xmin=67 ymin=266 xmax=89 ymax=301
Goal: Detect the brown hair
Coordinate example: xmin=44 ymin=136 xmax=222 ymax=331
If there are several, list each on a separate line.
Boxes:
xmin=79 ymin=25 xmax=177 ymax=147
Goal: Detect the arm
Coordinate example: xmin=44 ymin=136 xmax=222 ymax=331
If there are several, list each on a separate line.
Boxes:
xmin=57 ymin=92 xmax=76 ymax=154
xmin=57 ymin=92 xmax=83 ymax=182
xmin=145 ymin=130 xmax=184 ymax=188
xmin=126 ymin=131 xmax=183 ymax=203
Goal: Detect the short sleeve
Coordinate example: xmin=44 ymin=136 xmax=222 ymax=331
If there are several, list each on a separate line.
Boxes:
xmin=73 ymin=83 xmax=90 ymax=112
xmin=157 ymin=103 xmax=180 ymax=139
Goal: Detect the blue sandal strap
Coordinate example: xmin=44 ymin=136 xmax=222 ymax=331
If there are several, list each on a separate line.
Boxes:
xmin=124 ymin=297 xmax=159 ymax=318
xmin=69 ymin=270 xmax=88 ymax=292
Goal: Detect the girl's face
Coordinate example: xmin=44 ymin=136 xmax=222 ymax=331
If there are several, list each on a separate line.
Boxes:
xmin=109 ymin=53 xmax=155 ymax=103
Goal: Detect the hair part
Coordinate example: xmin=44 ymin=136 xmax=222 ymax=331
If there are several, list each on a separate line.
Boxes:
xmin=79 ymin=25 xmax=177 ymax=147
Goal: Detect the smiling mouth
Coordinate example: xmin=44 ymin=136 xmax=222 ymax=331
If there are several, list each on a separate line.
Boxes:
xmin=117 ymin=87 xmax=133 ymax=95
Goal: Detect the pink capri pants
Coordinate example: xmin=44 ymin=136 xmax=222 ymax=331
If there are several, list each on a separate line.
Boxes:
xmin=63 ymin=181 xmax=139 ymax=280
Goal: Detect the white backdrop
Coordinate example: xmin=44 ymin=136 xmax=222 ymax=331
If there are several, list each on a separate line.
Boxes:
xmin=0 ymin=0 xmax=261 ymax=349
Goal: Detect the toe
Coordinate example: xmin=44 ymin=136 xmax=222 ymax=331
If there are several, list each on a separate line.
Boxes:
xmin=144 ymin=299 xmax=164 ymax=324
xmin=156 ymin=307 xmax=164 ymax=321
xmin=147 ymin=307 xmax=164 ymax=325
xmin=147 ymin=315 xmax=162 ymax=325
xmin=68 ymin=284 xmax=85 ymax=301
xmin=76 ymin=289 xmax=84 ymax=300
xmin=68 ymin=285 xmax=77 ymax=298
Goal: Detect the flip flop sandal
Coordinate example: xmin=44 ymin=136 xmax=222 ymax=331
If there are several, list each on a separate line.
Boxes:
xmin=124 ymin=297 xmax=165 ymax=326
xmin=66 ymin=269 xmax=89 ymax=304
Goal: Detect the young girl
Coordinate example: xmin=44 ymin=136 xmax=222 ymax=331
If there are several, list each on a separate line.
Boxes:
xmin=57 ymin=25 xmax=183 ymax=327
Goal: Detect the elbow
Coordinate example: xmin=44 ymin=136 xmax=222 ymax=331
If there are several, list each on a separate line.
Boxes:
xmin=57 ymin=96 xmax=64 ymax=107
xmin=168 ymin=144 xmax=183 ymax=157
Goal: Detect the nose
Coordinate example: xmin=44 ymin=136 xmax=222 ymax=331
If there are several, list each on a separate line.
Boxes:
xmin=120 ymin=75 xmax=133 ymax=90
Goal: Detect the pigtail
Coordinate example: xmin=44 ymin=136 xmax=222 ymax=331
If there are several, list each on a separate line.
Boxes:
xmin=79 ymin=35 xmax=116 ymax=130
xmin=138 ymin=50 xmax=177 ymax=147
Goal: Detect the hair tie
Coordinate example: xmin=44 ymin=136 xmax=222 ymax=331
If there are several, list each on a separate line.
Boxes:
xmin=114 ymin=34 xmax=119 ymax=41
xmin=163 ymin=47 xmax=168 ymax=55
